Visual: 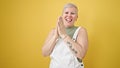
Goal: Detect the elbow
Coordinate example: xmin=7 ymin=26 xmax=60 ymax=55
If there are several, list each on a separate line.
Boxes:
xmin=77 ymin=50 xmax=87 ymax=59
xmin=77 ymin=54 xmax=84 ymax=60
xmin=42 ymin=47 xmax=49 ymax=57
xmin=81 ymin=54 xmax=85 ymax=59
xmin=42 ymin=52 xmax=48 ymax=57
xmin=79 ymin=44 xmax=88 ymax=59
xmin=81 ymin=50 xmax=88 ymax=59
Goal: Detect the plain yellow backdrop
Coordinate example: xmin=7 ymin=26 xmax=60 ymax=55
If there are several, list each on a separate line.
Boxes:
xmin=0 ymin=0 xmax=120 ymax=68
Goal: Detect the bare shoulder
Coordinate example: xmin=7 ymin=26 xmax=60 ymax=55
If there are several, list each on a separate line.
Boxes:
xmin=76 ymin=26 xmax=88 ymax=41
xmin=79 ymin=26 xmax=87 ymax=34
xmin=77 ymin=26 xmax=88 ymax=45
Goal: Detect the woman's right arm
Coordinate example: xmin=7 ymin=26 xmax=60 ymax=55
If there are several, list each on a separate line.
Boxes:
xmin=42 ymin=28 xmax=58 ymax=57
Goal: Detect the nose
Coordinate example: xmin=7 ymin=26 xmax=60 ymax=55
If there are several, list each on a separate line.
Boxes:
xmin=67 ymin=13 xmax=72 ymax=17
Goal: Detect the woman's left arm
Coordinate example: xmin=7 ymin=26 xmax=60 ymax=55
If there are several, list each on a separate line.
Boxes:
xmin=64 ymin=27 xmax=88 ymax=59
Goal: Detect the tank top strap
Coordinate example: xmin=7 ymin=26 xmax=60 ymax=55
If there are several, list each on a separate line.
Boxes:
xmin=72 ymin=27 xmax=81 ymax=41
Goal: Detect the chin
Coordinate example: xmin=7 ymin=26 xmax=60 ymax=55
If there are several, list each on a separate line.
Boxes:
xmin=65 ymin=24 xmax=74 ymax=28
xmin=64 ymin=22 xmax=74 ymax=27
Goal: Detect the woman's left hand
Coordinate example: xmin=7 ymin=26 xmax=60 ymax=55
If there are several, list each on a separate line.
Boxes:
xmin=57 ymin=16 xmax=67 ymax=39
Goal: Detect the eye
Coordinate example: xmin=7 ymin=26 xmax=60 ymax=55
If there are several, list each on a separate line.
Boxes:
xmin=65 ymin=12 xmax=69 ymax=14
xmin=71 ymin=12 xmax=75 ymax=15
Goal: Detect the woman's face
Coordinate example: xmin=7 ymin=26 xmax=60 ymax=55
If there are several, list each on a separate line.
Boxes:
xmin=62 ymin=7 xmax=78 ymax=28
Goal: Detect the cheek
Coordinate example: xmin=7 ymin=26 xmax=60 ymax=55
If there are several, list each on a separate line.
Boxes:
xmin=73 ymin=15 xmax=78 ymax=21
xmin=63 ymin=14 xmax=67 ymax=18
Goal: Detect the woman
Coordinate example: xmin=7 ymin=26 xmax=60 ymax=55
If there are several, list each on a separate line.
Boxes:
xmin=42 ymin=3 xmax=88 ymax=68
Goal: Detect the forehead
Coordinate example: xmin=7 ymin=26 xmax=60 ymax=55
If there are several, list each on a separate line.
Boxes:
xmin=63 ymin=7 xmax=77 ymax=12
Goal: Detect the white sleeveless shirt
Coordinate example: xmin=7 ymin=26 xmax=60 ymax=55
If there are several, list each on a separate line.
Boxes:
xmin=50 ymin=27 xmax=84 ymax=68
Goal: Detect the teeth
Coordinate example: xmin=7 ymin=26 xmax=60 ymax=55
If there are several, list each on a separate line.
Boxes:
xmin=66 ymin=19 xmax=72 ymax=22
xmin=67 ymin=19 xmax=71 ymax=21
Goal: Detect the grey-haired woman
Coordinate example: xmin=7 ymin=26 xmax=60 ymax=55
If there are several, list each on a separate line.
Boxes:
xmin=42 ymin=3 xmax=88 ymax=68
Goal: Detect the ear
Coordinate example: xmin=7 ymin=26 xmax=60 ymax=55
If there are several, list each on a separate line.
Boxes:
xmin=75 ymin=15 xmax=78 ymax=21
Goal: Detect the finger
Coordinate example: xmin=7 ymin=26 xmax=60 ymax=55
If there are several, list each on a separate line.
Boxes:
xmin=58 ymin=19 xmax=62 ymax=27
xmin=57 ymin=20 xmax=61 ymax=30
xmin=59 ymin=16 xmax=62 ymax=20
xmin=58 ymin=16 xmax=65 ymax=31
xmin=59 ymin=17 xmax=64 ymax=27
xmin=57 ymin=23 xmax=60 ymax=35
xmin=58 ymin=22 xmax=62 ymax=31
xmin=56 ymin=16 xmax=61 ymax=30
xmin=57 ymin=17 xmax=60 ymax=26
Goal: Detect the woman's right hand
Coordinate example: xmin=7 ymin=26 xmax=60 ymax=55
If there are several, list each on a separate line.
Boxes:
xmin=53 ymin=17 xmax=60 ymax=39
xmin=57 ymin=16 xmax=67 ymax=39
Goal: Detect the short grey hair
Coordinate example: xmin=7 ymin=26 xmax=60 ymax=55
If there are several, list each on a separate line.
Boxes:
xmin=63 ymin=3 xmax=78 ymax=14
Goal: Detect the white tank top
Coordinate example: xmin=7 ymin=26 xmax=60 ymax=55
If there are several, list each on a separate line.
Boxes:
xmin=50 ymin=27 xmax=84 ymax=68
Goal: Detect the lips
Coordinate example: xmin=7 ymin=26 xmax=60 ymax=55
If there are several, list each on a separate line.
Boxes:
xmin=65 ymin=18 xmax=72 ymax=23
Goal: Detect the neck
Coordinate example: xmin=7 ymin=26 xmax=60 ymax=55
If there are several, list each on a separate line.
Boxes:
xmin=65 ymin=25 xmax=78 ymax=38
xmin=65 ymin=25 xmax=75 ymax=29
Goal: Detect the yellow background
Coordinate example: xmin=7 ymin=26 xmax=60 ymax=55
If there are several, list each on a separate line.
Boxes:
xmin=0 ymin=0 xmax=120 ymax=68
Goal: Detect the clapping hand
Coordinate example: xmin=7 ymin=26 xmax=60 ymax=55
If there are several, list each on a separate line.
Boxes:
xmin=57 ymin=16 xmax=67 ymax=39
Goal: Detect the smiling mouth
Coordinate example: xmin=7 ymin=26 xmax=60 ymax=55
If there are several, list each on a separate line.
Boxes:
xmin=65 ymin=18 xmax=72 ymax=23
